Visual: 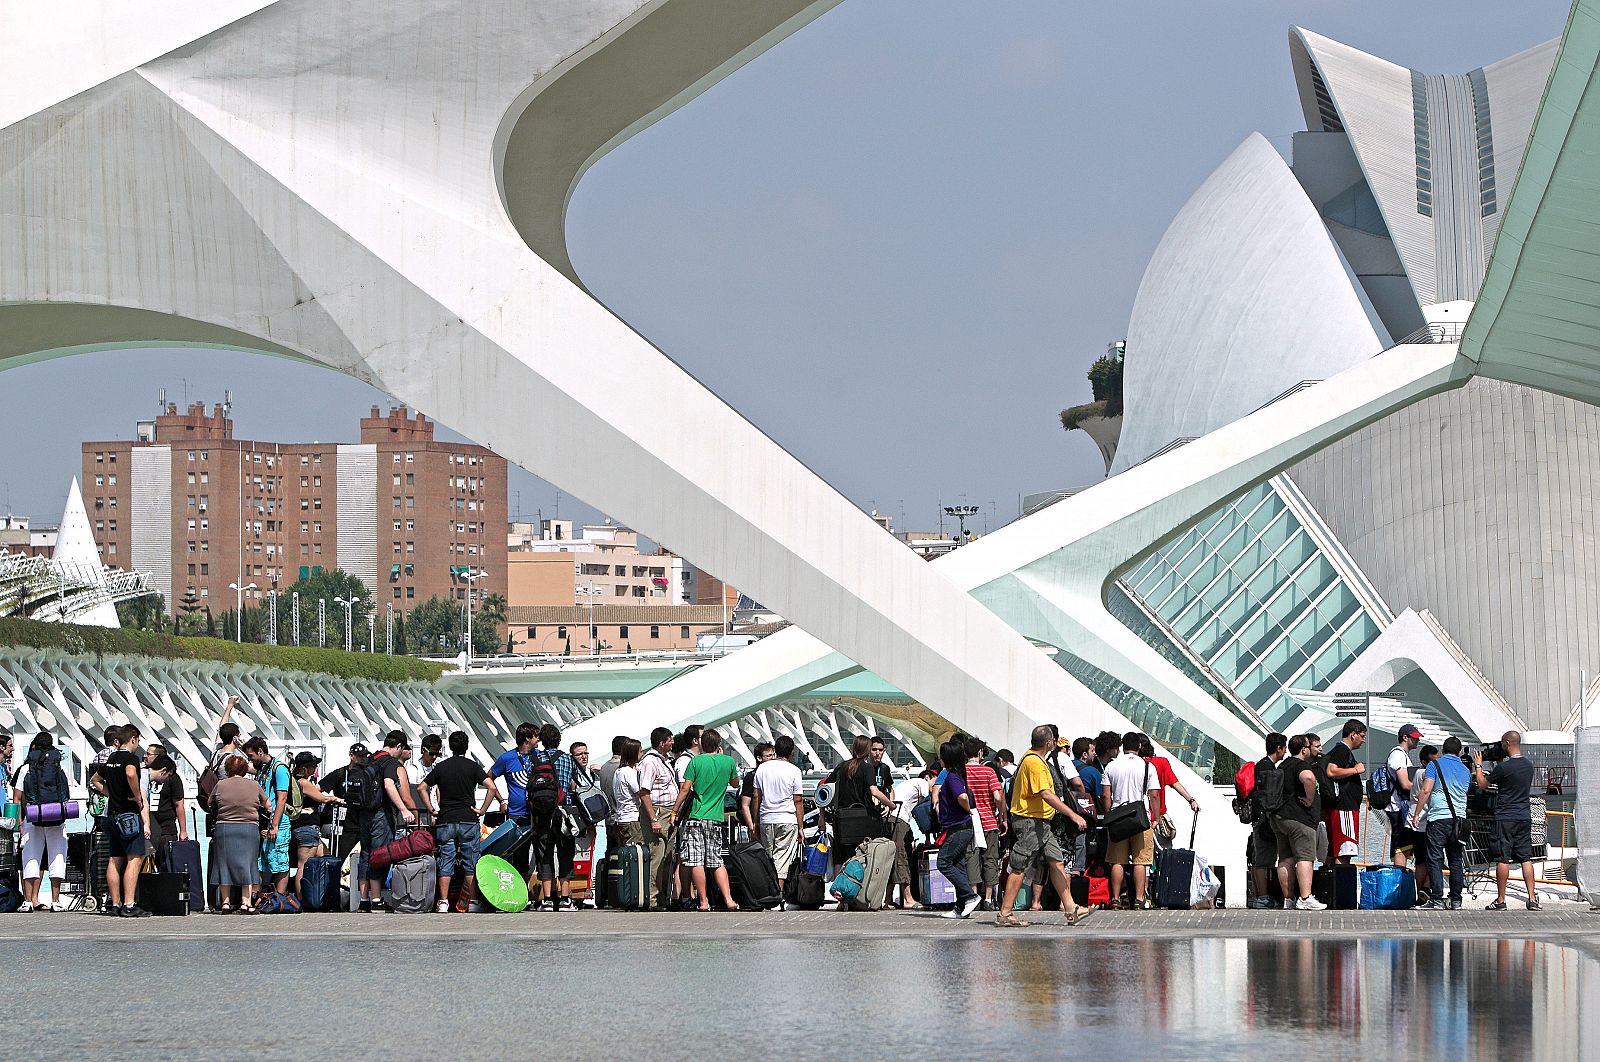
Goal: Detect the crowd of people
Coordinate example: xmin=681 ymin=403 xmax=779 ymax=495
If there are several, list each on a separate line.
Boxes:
xmin=1238 ymin=721 xmax=1544 ymax=912
xmin=0 ymin=706 xmax=1549 ymax=919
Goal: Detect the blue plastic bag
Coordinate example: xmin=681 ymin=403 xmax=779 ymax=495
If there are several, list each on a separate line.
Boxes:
xmin=1358 ymin=865 xmax=1417 ymax=910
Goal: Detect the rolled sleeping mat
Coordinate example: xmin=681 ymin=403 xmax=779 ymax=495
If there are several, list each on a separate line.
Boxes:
xmin=24 ymin=801 xmax=82 ymax=824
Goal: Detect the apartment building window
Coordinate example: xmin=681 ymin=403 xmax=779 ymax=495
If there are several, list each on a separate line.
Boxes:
xmin=200 ymin=563 xmax=208 ymax=575
xmin=94 ymin=452 xmax=103 ymax=463
xmin=107 ymin=543 xmax=116 ymax=556
xmin=405 ymin=497 xmax=415 ymax=509
xmin=557 ymin=626 xmax=567 ymax=639
xmin=301 ymin=455 xmax=309 ymax=467
xmin=188 ymin=564 xmax=196 ymax=576
xmin=200 ymin=450 xmax=208 ymax=461
xmin=302 ymin=499 xmax=310 ymax=511
xmin=314 ymin=544 xmax=322 ymax=555
xmin=406 ymin=542 xmax=415 ymax=554
xmin=301 ymin=544 xmax=309 ymax=557
xmin=200 ymin=587 xmax=209 ymax=598
xmin=680 ymin=626 xmax=690 ymax=639
xmin=301 ymin=521 xmax=309 ymax=534
xmin=108 ymin=497 xmax=116 ymax=509
xmin=393 ymin=541 xmax=402 ymax=554
xmin=406 ymin=586 xmax=415 ymax=599
xmin=393 ymin=453 xmax=400 ymax=464
xmin=313 ymin=454 xmax=322 ymax=465
xmin=405 ymin=520 xmax=414 ymax=531
xmin=200 ymin=472 xmax=208 ymax=484
xmin=108 ymin=520 xmax=116 ymax=532
xmin=186 ymin=519 xmax=196 ymax=532
xmin=107 ymin=475 xmax=116 ymax=487
xmin=199 ymin=541 xmax=208 ymax=553
xmin=406 ymin=473 xmax=414 ymax=486
xmin=393 ymin=496 xmax=401 ymax=509
xmin=199 ymin=519 xmax=208 ymax=530
xmin=313 ymin=498 xmax=322 ymax=510
xmin=392 ymin=474 xmax=401 ymax=487
xmin=405 ymin=453 xmax=414 ymax=463
xmin=198 ymin=495 xmax=208 ymax=509
xmin=650 ymin=625 xmax=660 ymax=640
xmin=188 ymin=542 xmax=196 ymax=553
xmin=619 ymin=625 xmax=629 ymax=639
xmin=313 ymin=521 xmax=322 ymax=533
xmin=394 ymin=587 xmax=402 ymax=598
xmin=187 ymin=495 xmax=196 ymax=508
xmin=186 ymin=472 xmax=196 ymax=485
xmin=393 ymin=520 xmax=402 ymax=531
xmin=313 ymin=476 xmax=322 ymax=487
xmin=188 ymin=450 xmax=196 ymax=462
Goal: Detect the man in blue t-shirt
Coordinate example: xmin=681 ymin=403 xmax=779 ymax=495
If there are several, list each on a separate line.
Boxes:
xmin=486 ymin=723 xmax=539 ymax=877
xmin=1409 ymin=736 xmax=1471 ymax=909
xmin=1070 ymin=736 xmax=1103 ymax=873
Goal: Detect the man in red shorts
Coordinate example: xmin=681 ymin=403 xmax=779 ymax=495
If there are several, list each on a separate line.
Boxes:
xmin=1322 ymin=720 xmax=1368 ymax=863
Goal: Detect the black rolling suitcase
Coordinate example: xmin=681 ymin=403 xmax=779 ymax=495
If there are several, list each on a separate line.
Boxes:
xmin=1312 ymin=863 xmax=1359 ymax=909
xmin=1151 ymin=816 xmax=1200 ymax=909
xmin=161 ymin=834 xmax=206 ymax=913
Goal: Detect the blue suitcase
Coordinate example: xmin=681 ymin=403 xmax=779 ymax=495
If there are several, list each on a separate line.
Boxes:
xmin=301 ymin=855 xmax=342 ymax=912
xmin=481 ymin=819 xmax=531 ymax=859
xmin=605 ymin=844 xmax=649 ymax=911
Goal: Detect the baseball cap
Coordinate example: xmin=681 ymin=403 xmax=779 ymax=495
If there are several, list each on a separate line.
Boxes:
xmin=1398 ymin=724 xmax=1423 ymax=741
xmin=349 ymin=742 xmax=371 ymax=758
xmin=293 ymin=751 xmax=322 ymax=769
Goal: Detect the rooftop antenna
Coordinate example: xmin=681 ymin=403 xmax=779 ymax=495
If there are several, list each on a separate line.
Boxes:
xmin=223 ymin=389 xmax=233 ymax=416
xmin=157 ymin=387 xmax=166 ymax=412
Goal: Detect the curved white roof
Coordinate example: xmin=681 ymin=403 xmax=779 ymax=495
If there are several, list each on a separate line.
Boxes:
xmin=1111 ymin=133 xmax=1387 ymax=474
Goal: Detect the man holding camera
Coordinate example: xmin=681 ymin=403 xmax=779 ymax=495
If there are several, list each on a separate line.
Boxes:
xmin=1473 ymin=731 xmax=1540 ymax=912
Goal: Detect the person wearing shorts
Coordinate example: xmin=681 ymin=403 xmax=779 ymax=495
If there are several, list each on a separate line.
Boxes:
xmin=752 ymin=736 xmax=806 ymax=896
xmin=672 ymin=728 xmax=739 ymax=910
xmin=995 ymin=728 xmax=1093 ymax=926
xmin=1270 ymin=735 xmax=1326 ymax=910
xmin=1100 ymin=734 xmax=1160 ymax=910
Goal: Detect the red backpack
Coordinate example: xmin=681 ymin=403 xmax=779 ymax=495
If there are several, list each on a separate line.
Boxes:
xmin=1232 ymin=760 xmax=1258 ymax=824
xmin=526 ymin=756 xmax=564 ymax=815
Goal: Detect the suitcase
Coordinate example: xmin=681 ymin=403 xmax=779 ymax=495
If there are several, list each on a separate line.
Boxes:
xmin=726 ymin=840 xmax=782 ymax=910
xmin=784 ymin=869 xmax=826 ymax=910
xmin=481 ymin=818 xmax=532 ymax=859
xmin=606 ymin=843 xmax=649 ymax=911
xmin=1151 ymin=817 xmax=1200 ymax=908
xmin=388 ymin=854 xmax=437 ymax=913
xmin=851 ymin=837 xmax=896 ymax=911
xmin=1312 ymin=863 xmax=1360 ymax=910
xmin=136 ymin=871 xmax=189 ymax=916
xmin=1358 ymin=865 xmax=1417 ymax=910
xmin=302 ymin=855 xmax=343 ymax=912
xmin=160 ymin=839 xmax=205 ymax=913
xmin=917 ymin=851 xmax=956 ymax=907
xmin=1069 ymin=874 xmax=1090 ymax=907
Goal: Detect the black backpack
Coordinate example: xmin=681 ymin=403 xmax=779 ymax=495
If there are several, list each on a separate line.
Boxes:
xmin=344 ymin=762 xmax=382 ymax=812
xmin=1252 ymin=760 xmax=1287 ymax=817
xmin=23 ymin=749 xmax=69 ymax=807
xmin=526 ymin=754 xmax=563 ymax=817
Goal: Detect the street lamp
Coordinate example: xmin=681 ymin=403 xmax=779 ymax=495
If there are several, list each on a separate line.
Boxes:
xmin=367 ymin=612 xmax=375 ymax=653
xmin=227 ymin=580 xmax=257 ymax=643
xmin=267 ymin=587 xmax=278 ymax=646
xmin=386 ymin=601 xmax=394 ymax=655
xmin=943 ymin=504 xmax=980 ymax=542
xmin=462 ymin=570 xmax=482 ymax=667
xmin=317 ymin=597 xmax=326 ymax=648
xmin=292 ymin=590 xmax=300 ymax=646
xmin=576 ymin=580 xmax=603 ymax=657
xmin=332 ymin=595 xmax=355 ymax=653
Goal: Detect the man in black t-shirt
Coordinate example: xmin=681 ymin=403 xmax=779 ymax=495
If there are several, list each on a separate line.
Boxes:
xmin=1247 ymin=732 xmax=1288 ymax=908
xmin=424 ymin=731 xmax=502 ymax=912
xmin=322 ymin=743 xmax=382 ymax=911
xmin=1474 ymin=731 xmax=1540 ymax=911
xmin=1269 ymin=735 xmax=1325 ymax=910
xmin=148 ymin=756 xmax=186 ymax=854
xmin=97 ymin=725 xmax=153 ymax=917
xmin=1322 ymin=720 xmax=1367 ymax=864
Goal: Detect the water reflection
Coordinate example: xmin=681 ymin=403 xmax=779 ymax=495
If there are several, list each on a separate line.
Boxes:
xmin=1 ymin=935 xmax=1593 ymax=1059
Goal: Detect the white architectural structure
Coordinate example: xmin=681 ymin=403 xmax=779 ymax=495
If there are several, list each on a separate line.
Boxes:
xmin=0 ymin=480 xmax=154 ymax=624
xmin=0 ymin=0 xmax=1160 ymax=772
xmin=578 ymin=10 xmax=1600 ymax=767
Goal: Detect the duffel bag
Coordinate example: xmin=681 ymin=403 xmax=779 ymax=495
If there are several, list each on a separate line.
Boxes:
xmin=368 ymin=827 xmax=436 ymax=872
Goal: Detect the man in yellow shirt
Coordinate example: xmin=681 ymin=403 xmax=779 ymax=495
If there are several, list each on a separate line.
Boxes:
xmin=995 ymin=726 xmax=1093 ymax=928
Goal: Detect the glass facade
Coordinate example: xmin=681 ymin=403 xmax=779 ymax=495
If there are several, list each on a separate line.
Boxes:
xmin=1117 ymin=479 xmax=1382 ymax=734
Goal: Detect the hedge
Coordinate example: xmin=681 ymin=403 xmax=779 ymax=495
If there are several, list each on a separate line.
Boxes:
xmin=0 ymin=618 xmax=447 ymax=683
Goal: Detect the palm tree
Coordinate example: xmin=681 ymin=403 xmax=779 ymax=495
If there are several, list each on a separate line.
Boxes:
xmin=480 ymin=592 xmax=508 ymax=624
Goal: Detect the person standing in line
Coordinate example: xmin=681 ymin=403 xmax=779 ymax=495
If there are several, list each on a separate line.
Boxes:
xmin=595 ymin=735 xmax=625 ymax=867
xmin=1475 ymin=732 xmax=1541 ymax=912
xmin=244 ymin=736 xmax=293 ymax=899
xmin=366 ymin=731 xmax=417 ymax=908
xmin=0 ymin=730 xmax=12 ymax=798
xmin=995 ymin=726 xmax=1092 ymax=928
xmin=1100 ymin=731 xmax=1161 ymax=910
xmin=738 ymin=742 xmax=776 ymax=837
xmin=1322 ymin=721 xmax=1367 ymax=864
xmin=934 ymin=741 xmax=981 ymax=920
xmin=1247 ymin=733 xmax=1288 ymax=907
xmin=210 ymin=755 xmax=269 ymax=914
xmin=322 ymin=743 xmax=380 ymax=912
xmin=1386 ymin=724 xmax=1424 ymax=869
xmin=98 ymin=725 xmax=153 ymax=917
xmin=637 ymin=727 xmax=680 ymax=910
xmin=529 ymin=723 xmax=578 ymax=911
xmin=608 ymin=738 xmax=646 ymax=848
xmin=751 ymin=735 xmax=806 ymax=902
xmin=889 ymin=767 xmax=935 ymax=910
xmin=428 ymin=731 xmax=500 ymax=913
xmin=672 ymin=728 xmax=740 ymax=912
xmin=567 ymin=741 xmax=601 ymax=906
xmin=1270 ymin=735 xmax=1327 ymax=910
xmin=409 ymin=733 xmax=442 ymax=828
xmin=961 ymin=736 xmax=1006 ymax=909
xmin=1410 ymin=736 xmax=1470 ymax=910
xmin=12 ymin=732 xmax=71 ymax=912
xmin=486 ymin=723 xmax=537 ymax=881
xmin=288 ymin=752 xmax=341 ymax=901
xmin=147 ymin=754 xmax=188 ymax=863
xmin=1139 ymin=734 xmax=1199 ymax=849
xmin=671 ymin=727 xmax=702 ymax=905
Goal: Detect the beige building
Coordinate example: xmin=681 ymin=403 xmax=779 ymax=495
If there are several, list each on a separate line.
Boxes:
xmin=506 ymin=519 xmax=689 ymax=607
xmin=505 ymin=604 xmax=727 ymax=655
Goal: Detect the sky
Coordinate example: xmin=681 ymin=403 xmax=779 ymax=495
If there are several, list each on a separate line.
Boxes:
xmin=0 ymin=0 xmax=1571 ymax=542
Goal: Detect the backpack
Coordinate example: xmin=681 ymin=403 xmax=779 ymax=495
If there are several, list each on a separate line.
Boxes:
xmin=1252 ymin=760 xmax=1287 ymax=817
xmin=1367 ymin=748 xmax=1399 ymax=811
xmin=285 ymin=767 xmax=307 ymax=820
xmin=526 ymin=755 xmax=563 ymax=816
xmin=1232 ymin=760 xmax=1257 ymax=824
xmin=569 ymin=765 xmax=611 ymax=827
xmin=22 ymin=749 xmax=69 ymax=807
xmin=344 ymin=762 xmax=382 ymax=812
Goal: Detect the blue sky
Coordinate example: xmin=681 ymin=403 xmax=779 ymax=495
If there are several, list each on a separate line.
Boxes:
xmin=0 ymin=0 xmax=1569 ymax=545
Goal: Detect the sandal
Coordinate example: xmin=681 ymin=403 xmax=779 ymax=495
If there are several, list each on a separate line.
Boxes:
xmin=1065 ymin=907 xmax=1097 ymax=926
xmin=995 ymin=913 xmax=1031 ymax=928
xmin=218 ymin=904 xmax=233 ymax=915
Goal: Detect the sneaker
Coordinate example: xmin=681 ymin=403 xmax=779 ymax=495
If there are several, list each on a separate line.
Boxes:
xmin=16 ymin=902 xmax=32 ymax=913
xmin=940 ymin=907 xmax=967 ymax=919
xmin=1449 ymin=899 xmax=1462 ymax=911
xmin=434 ymin=900 xmax=449 ymax=914
xmin=1486 ymin=899 xmax=1508 ymax=911
xmin=1282 ymin=898 xmax=1295 ymax=910
xmin=122 ymin=905 xmax=153 ymax=918
xmin=1419 ymin=899 xmax=1447 ymax=911
xmin=958 ymin=895 xmax=982 ymax=919
xmin=359 ymin=900 xmax=373 ymax=913
xmin=1527 ymin=899 xmax=1543 ymax=911
xmin=467 ymin=902 xmax=486 ymax=914
xmin=1248 ymin=896 xmax=1273 ymax=910
xmin=1295 ymin=896 xmax=1328 ymax=911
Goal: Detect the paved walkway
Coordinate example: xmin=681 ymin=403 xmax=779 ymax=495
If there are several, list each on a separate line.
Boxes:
xmin=4 ymin=905 xmax=1595 ymax=942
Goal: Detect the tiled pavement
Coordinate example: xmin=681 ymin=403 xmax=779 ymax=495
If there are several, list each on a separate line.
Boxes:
xmin=3 ymin=903 xmax=1594 ymax=941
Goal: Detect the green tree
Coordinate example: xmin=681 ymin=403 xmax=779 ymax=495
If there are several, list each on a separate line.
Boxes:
xmin=406 ymin=595 xmax=462 ymax=655
xmin=480 ymin=592 xmax=508 ymax=624
xmin=471 ymin=609 xmax=500 ymax=656
xmin=392 ymin=610 xmax=407 ymax=655
xmin=273 ymin=568 xmax=372 ymax=649
xmin=116 ymin=593 xmax=168 ymax=632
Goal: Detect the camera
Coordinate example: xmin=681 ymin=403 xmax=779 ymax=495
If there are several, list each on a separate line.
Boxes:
xmin=1479 ymin=741 xmax=1509 ymax=763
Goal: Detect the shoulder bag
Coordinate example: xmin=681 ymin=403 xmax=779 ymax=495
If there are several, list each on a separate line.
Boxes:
xmin=1437 ymin=762 xmax=1471 ymax=844
xmin=1103 ymin=759 xmax=1152 ymax=842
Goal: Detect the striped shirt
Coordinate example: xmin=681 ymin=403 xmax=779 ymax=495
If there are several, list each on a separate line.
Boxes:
xmin=965 ymin=763 xmax=1004 ymax=832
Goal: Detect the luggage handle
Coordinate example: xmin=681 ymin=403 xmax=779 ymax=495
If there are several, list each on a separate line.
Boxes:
xmin=1188 ymin=807 xmax=1198 ymax=851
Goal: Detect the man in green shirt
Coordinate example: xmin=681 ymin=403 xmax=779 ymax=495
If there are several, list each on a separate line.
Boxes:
xmin=672 ymin=728 xmax=741 ymax=911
